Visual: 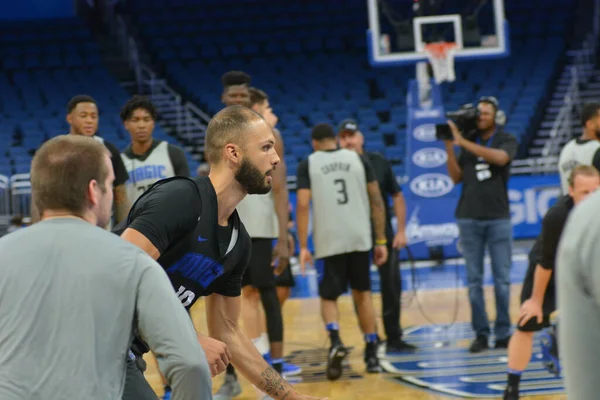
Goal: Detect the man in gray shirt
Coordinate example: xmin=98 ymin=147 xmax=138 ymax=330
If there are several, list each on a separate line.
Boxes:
xmin=0 ymin=135 xmax=211 ymax=400
xmin=557 ymin=184 xmax=600 ymax=400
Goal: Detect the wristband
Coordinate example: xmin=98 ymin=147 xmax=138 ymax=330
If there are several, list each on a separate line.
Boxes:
xmin=375 ymin=239 xmax=387 ymax=246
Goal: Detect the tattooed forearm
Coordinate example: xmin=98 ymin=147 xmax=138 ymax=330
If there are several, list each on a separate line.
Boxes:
xmin=367 ymin=182 xmax=387 ymax=242
xmin=260 ymin=367 xmax=294 ymax=399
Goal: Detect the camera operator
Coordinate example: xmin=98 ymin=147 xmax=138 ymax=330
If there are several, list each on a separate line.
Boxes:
xmin=443 ymin=97 xmax=519 ymax=353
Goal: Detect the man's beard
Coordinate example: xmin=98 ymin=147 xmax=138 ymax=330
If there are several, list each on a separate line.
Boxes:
xmin=235 ymin=158 xmax=272 ymax=195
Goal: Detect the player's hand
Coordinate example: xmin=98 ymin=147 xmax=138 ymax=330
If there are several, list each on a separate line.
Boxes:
xmin=373 ymin=245 xmax=388 ymax=266
xmin=447 ymin=120 xmax=464 ymax=146
xmin=197 ymin=334 xmax=231 ymax=377
xmin=272 ymin=238 xmax=289 ymax=275
xmin=299 ymin=247 xmax=313 ymax=276
xmin=518 ymin=299 xmax=543 ymax=326
xmin=392 ymin=230 xmax=408 ymax=249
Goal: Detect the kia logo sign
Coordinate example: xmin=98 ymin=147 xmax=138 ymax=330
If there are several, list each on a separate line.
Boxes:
xmin=412 ymin=148 xmax=447 ymax=168
xmin=410 ymin=173 xmax=454 ymax=198
xmin=412 ymin=124 xmax=437 ymax=142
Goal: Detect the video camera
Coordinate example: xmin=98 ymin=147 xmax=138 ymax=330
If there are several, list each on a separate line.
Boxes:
xmin=435 ymin=103 xmax=479 ymax=141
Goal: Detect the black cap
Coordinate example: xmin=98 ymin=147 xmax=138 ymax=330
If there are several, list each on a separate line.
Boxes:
xmin=338 ymin=119 xmax=359 ymax=134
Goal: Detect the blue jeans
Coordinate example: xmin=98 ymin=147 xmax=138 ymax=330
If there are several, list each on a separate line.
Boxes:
xmin=457 ymin=218 xmax=512 ymax=340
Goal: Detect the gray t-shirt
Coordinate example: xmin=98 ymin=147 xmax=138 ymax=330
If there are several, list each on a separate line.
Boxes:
xmin=0 ymin=218 xmax=210 ymax=400
xmin=297 ymin=149 xmax=376 ymax=259
xmin=557 ymin=189 xmax=600 ymax=399
xmin=557 ymin=138 xmax=600 ymax=194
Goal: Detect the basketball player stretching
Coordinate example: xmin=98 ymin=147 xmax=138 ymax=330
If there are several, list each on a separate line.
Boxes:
xmin=503 ymin=165 xmax=600 ymax=400
xmin=119 ymin=96 xmax=191 ymax=399
xmin=297 ymin=123 xmax=388 ymax=379
xmin=118 ymin=106 xmax=322 ymax=400
xmin=120 ymin=95 xmax=190 ymax=204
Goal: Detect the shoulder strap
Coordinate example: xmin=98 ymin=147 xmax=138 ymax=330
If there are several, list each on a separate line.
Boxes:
xmin=126 ymin=176 xmax=201 ymax=226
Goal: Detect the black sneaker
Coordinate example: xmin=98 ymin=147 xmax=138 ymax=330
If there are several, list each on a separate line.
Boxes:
xmin=495 ymin=335 xmax=511 ymax=349
xmin=364 ymin=342 xmax=382 ymax=373
xmin=326 ymin=341 xmax=348 ymax=381
xmin=386 ymin=339 xmax=418 ymax=352
xmin=469 ymin=335 xmax=489 ymax=353
xmin=503 ymin=386 xmax=519 ymax=400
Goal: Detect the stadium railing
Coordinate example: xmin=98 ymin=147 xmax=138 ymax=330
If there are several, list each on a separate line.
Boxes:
xmin=102 ymin=0 xmax=210 ymax=154
xmin=0 ymin=175 xmax=10 ymax=228
xmin=540 ymin=66 xmax=580 ymax=160
xmin=138 ymin=64 xmax=210 ymax=148
xmin=511 ymin=0 xmax=600 ymax=175
xmin=9 ymin=174 xmax=32 ymax=219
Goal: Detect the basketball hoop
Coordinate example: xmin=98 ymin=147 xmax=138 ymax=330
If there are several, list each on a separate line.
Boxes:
xmin=424 ymin=42 xmax=458 ymax=84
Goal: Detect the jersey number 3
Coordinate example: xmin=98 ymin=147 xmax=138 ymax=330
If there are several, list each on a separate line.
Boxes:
xmin=175 ymin=285 xmax=195 ymax=307
xmin=334 ymin=179 xmax=348 ymax=205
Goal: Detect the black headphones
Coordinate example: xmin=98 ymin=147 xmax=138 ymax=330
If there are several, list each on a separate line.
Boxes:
xmin=478 ymin=96 xmax=506 ymax=126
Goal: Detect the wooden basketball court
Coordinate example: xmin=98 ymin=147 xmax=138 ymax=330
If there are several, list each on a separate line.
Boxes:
xmin=142 ymin=282 xmax=567 ymax=400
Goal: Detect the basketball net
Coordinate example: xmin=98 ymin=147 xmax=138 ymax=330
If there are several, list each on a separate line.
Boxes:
xmin=424 ymin=42 xmax=458 ymax=84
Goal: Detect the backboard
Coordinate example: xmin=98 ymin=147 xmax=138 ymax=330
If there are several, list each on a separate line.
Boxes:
xmin=367 ymin=0 xmax=510 ymax=67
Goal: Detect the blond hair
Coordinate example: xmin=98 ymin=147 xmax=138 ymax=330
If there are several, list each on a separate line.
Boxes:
xmin=568 ymin=164 xmax=600 ymax=187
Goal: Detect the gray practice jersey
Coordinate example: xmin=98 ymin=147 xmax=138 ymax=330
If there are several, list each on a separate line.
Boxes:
xmin=121 ymin=140 xmax=189 ymax=204
xmin=237 ymin=192 xmax=279 ymax=239
xmin=557 ymin=138 xmax=600 ymax=193
xmin=557 ymin=189 xmax=600 ymax=400
xmin=0 ymin=218 xmax=210 ymax=400
xmin=296 ymin=148 xmax=377 ymax=259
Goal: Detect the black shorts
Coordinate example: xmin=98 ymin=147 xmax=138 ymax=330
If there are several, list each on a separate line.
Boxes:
xmin=275 ymin=263 xmax=295 ymax=287
xmin=518 ymin=258 xmax=556 ymax=332
xmin=242 ymin=238 xmax=275 ymax=289
xmin=315 ymin=251 xmax=371 ymax=300
xmin=518 ymin=314 xmax=552 ymax=332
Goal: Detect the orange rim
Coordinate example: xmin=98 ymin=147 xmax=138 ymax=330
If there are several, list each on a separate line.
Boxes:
xmin=424 ymin=42 xmax=457 ymax=59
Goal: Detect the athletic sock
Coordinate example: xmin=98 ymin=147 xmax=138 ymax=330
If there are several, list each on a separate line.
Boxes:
xmin=326 ymin=322 xmax=340 ymax=343
xmin=507 ymin=369 xmax=522 ymax=391
xmin=251 ymin=333 xmax=271 ymax=358
xmin=272 ymin=358 xmax=284 ymax=375
xmin=364 ymin=333 xmax=378 ymax=344
xmin=226 ymin=364 xmax=236 ymax=377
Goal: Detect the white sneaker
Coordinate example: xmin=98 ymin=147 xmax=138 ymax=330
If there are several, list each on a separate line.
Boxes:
xmin=214 ymin=374 xmax=242 ymax=400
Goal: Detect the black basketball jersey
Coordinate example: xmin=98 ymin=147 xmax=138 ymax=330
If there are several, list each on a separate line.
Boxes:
xmin=116 ymin=176 xmax=252 ymax=310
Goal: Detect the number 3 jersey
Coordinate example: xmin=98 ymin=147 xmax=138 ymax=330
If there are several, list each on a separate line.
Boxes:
xmin=296 ymin=148 xmax=377 ymax=259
